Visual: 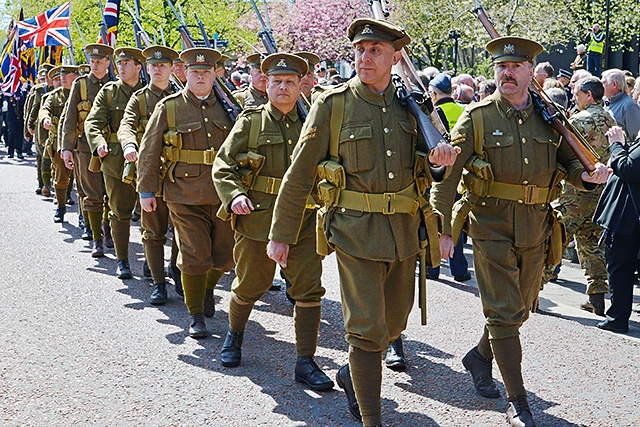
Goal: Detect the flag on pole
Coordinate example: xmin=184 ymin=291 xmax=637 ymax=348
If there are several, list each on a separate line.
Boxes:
xmin=16 ymin=2 xmax=71 ymax=47
xmin=1 ymin=33 xmax=23 ymax=95
xmin=97 ymin=0 xmax=121 ymax=47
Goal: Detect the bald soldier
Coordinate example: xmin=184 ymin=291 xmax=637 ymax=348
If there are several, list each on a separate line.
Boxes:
xmin=118 ymin=45 xmax=180 ymax=305
xmin=61 ymin=44 xmax=114 ymax=250
xmin=431 ymin=37 xmax=609 ymax=426
xmin=213 ymin=53 xmax=332 ymax=390
xmin=267 ymin=19 xmax=458 ymax=426
xmin=137 ymin=48 xmax=235 ymax=338
xmin=232 ymin=53 xmax=268 ymax=109
xmin=85 ymin=47 xmax=145 ymax=278
xmin=39 ymin=65 xmax=79 ymax=223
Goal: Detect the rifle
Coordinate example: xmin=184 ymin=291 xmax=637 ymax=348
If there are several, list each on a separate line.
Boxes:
xmin=74 ymin=20 xmax=91 ymax=64
xmin=165 ymin=0 xmax=241 ymax=121
xmin=471 ymin=0 xmax=600 ymax=173
xmin=249 ymin=0 xmax=308 ymax=121
xmin=97 ymin=0 xmax=117 ymax=81
xmin=127 ymin=0 xmax=149 ymax=85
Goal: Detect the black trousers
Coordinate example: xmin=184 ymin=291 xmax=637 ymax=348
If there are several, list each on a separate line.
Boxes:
xmin=605 ymin=224 xmax=640 ymax=328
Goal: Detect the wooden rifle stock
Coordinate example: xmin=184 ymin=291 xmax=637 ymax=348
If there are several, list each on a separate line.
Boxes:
xmin=471 ymin=0 xmax=600 ymax=173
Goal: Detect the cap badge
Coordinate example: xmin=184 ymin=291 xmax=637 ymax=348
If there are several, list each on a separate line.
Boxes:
xmin=503 ymin=44 xmax=516 ymax=55
xmin=361 ymin=24 xmax=374 ymax=35
xmin=154 ymin=51 xmax=162 ymax=59
xmin=196 ymin=54 xmax=205 ymax=63
xmin=276 ymin=58 xmax=287 ymax=68
xmin=92 ymin=48 xmax=99 ymax=54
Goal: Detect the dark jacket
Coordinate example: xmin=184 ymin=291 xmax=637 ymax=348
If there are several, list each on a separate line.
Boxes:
xmin=593 ymin=140 xmax=640 ymax=235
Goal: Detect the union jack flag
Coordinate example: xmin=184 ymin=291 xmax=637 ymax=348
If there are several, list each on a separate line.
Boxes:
xmin=1 ymin=32 xmax=23 ymax=95
xmin=97 ymin=0 xmax=121 ymax=47
xmin=16 ymin=2 xmax=70 ymax=48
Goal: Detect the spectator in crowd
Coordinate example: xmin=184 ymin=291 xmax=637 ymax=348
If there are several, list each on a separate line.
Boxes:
xmin=477 ymin=79 xmax=496 ymax=100
xmin=570 ymin=44 xmax=587 ymax=70
xmin=534 ymin=62 xmax=554 ymax=86
xmin=602 ymin=68 xmax=640 ymax=141
xmin=230 ymin=71 xmax=242 ymax=88
xmin=422 ymin=66 xmax=439 ymax=81
xmin=585 ymin=23 xmax=606 ymax=77
xmin=557 ymin=68 xmax=573 ymax=103
xmin=454 ymin=83 xmax=475 ymax=104
xmin=593 ymin=125 xmax=640 ymax=334
xmin=545 ymin=87 xmax=568 ymax=110
xmin=633 ymin=79 xmax=640 ymax=105
xmin=624 ymin=75 xmax=635 ymax=97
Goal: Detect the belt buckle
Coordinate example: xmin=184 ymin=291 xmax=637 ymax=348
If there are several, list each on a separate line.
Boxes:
xmin=523 ymin=184 xmax=539 ymax=204
xmin=204 ymin=148 xmax=216 ymax=165
xmin=266 ymin=176 xmax=277 ymax=194
xmin=382 ymin=192 xmax=396 ymax=214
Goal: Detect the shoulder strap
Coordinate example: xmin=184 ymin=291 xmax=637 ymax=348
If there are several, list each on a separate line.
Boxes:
xmin=166 ymin=98 xmax=176 ymax=130
xmin=329 ymin=92 xmax=344 ymax=162
xmin=106 ymin=84 xmax=113 ymax=107
xmin=470 ymin=107 xmax=485 ymax=159
xmin=137 ymin=91 xmax=147 ymax=118
xmin=79 ymin=78 xmax=87 ymax=102
xmin=248 ymin=110 xmax=263 ymax=152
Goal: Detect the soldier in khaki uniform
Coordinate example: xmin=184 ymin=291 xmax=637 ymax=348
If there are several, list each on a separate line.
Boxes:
xmin=431 ymin=37 xmax=609 ymax=427
xmin=137 ymin=48 xmax=235 ymax=339
xmin=232 ymin=53 xmax=268 ymax=109
xmin=172 ymin=57 xmax=186 ymax=87
xmin=213 ymin=53 xmax=332 ymax=391
xmin=39 ymin=65 xmax=79 ymax=223
xmin=60 ymin=44 xmax=114 ymax=253
xmin=267 ymin=20 xmax=459 ymax=427
xmin=117 ymin=45 xmax=179 ymax=305
xmin=85 ymin=47 xmax=145 ymax=278
xmin=294 ymin=51 xmax=320 ymax=106
xmin=543 ymin=76 xmax=615 ymax=315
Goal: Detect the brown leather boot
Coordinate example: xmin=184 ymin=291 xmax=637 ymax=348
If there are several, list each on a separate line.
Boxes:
xmin=580 ymin=293 xmax=605 ymax=316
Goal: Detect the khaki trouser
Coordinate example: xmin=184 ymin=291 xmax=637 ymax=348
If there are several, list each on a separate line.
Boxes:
xmin=473 ymin=239 xmax=545 ymax=339
xmin=52 ymin=151 xmax=72 ymax=193
xmin=167 ymin=202 xmax=234 ymax=276
xmin=141 ymin=196 xmax=171 ymax=283
xmin=75 ymin=150 xmax=107 ymax=212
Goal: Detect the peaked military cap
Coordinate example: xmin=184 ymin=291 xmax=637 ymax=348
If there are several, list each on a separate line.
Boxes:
xmin=38 ymin=69 xmax=48 ymax=79
xmin=557 ymin=68 xmax=572 ymax=80
xmin=48 ymin=66 xmax=62 ymax=80
xmin=216 ymin=54 xmax=230 ymax=68
xmin=294 ymin=51 xmax=321 ymax=70
xmin=347 ymin=18 xmax=411 ymax=51
xmin=486 ymin=36 xmax=543 ymax=63
xmin=246 ymin=53 xmax=265 ymax=68
xmin=173 ymin=56 xmax=184 ymax=64
xmin=114 ymin=47 xmax=145 ymax=64
xmin=85 ymin=43 xmax=114 ymax=60
xmin=39 ymin=63 xmax=55 ymax=72
xmin=260 ymin=53 xmax=308 ymax=77
xmin=59 ymin=65 xmax=79 ymax=75
xmin=142 ymin=45 xmax=178 ymax=64
xmin=79 ymin=64 xmax=91 ymax=76
xmin=180 ymin=48 xmax=221 ymax=70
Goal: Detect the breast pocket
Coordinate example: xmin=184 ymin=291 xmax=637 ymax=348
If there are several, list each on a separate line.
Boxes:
xmin=483 ymin=134 xmax=513 ymax=176
xmin=339 ymin=124 xmax=374 ymax=173
xmin=398 ymin=119 xmax=418 ymax=168
xmin=533 ymin=133 xmax=559 ymax=175
xmin=256 ymin=132 xmax=285 ymax=175
xmin=176 ymin=121 xmax=202 ymax=149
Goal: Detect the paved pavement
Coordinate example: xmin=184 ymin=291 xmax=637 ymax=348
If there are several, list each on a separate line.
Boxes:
xmin=1 ymin=151 xmax=639 ymax=427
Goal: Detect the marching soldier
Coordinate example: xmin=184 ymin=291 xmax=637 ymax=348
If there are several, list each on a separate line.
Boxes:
xmin=232 ymin=53 xmax=268 ymax=109
xmin=172 ymin=56 xmax=187 ymax=87
xmin=293 ymin=51 xmax=320 ymax=105
xmin=212 ymin=53 xmax=333 ymax=391
xmin=137 ymin=48 xmax=235 ymax=338
xmin=431 ymin=37 xmax=609 ymax=426
xmin=267 ymin=19 xmax=458 ymax=426
xmin=85 ymin=47 xmax=145 ymax=278
xmin=60 ymin=44 xmax=114 ymax=250
xmin=39 ymin=65 xmax=79 ymax=223
xmin=117 ymin=45 xmax=180 ymax=304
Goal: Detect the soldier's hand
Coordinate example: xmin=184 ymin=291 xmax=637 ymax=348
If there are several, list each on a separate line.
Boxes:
xmin=97 ymin=144 xmax=109 ymax=158
xmin=429 ymin=142 xmax=461 ymax=167
xmin=231 ymin=195 xmax=254 ymax=215
xmin=123 ymin=146 xmax=139 ymax=162
xmin=267 ymin=241 xmax=290 ymax=268
xmin=140 ymin=197 xmax=157 ymax=212
xmin=439 ymin=234 xmax=455 ymax=260
xmin=61 ymin=150 xmax=74 ymax=170
xmin=42 ymin=117 xmax=52 ymax=130
xmin=582 ymin=162 xmax=611 ymax=184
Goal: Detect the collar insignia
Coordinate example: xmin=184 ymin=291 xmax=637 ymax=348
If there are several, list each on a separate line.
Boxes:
xmin=196 ymin=54 xmax=205 ymax=63
xmin=276 ymin=58 xmax=287 ymax=68
xmin=361 ymin=24 xmax=374 ymax=35
xmin=503 ymin=44 xmax=516 ymax=55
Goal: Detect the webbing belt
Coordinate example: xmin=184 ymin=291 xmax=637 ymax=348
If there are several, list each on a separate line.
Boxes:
xmin=487 ymin=181 xmax=551 ymax=204
xmin=252 ymin=175 xmax=315 ymax=208
xmin=335 ymin=183 xmax=420 ymax=215
xmin=178 ymin=148 xmax=217 ymax=165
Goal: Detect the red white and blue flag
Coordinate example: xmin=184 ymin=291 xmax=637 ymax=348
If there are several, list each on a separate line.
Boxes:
xmin=16 ymin=2 xmax=70 ymax=48
xmin=97 ymin=0 xmax=121 ymax=47
xmin=1 ymin=32 xmax=23 ymax=95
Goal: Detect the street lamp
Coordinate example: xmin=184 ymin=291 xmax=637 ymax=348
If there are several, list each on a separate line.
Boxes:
xmin=449 ymin=30 xmax=460 ymax=75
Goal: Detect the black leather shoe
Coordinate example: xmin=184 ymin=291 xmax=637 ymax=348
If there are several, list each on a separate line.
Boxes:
xmin=462 ymin=347 xmax=500 ymax=398
xmin=454 ymin=272 xmax=472 ymax=282
xmin=117 ymin=259 xmax=132 ymax=279
xmin=168 ymin=263 xmax=183 ymax=297
xmin=53 ymin=207 xmax=66 ymax=223
xmin=269 ymin=281 xmax=282 ymax=291
xmin=295 ymin=357 xmax=334 ymax=391
xmin=78 ymin=214 xmax=85 ymax=229
xmin=506 ymin=396 xmax=536 ymax=427
xmin=35 ymin=187 xmax=42 ymax=195
xmin=581 ymin=293 xmax=605 ymax=316
xmin=81 ymin=226 xmax=92 ymax=241
xmin=66 ymin=197 xmax=75 ymax=206
xmin=336 ymin=364 xmax=361 ymax=422
xmin=204 ymin=288 xmax=215 ymax=318
xmin=143 ymin=261 xmax=152 ymax=278
xmin=189 ymin=313 xmax=208 ymax=338
xmin=596 ymin=319 xmax=628 ymax=334
xmin=220 ymin=330 xmax=243 ymax=367
xmin=385 ymin=337 xmax=406 ymax=371
xmin=149 ymin=282 xmax=168 ymax=305
xmin=91 ymin=240 xmax=104 ymax=258
xmin=131 ymin=212 xmax=140 ymax=222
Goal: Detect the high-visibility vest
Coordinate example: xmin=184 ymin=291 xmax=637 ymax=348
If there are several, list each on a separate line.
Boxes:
xmin=587 ymin=32 xmax=605 ymax=54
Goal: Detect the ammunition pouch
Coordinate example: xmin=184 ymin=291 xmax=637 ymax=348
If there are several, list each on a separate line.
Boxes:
xmin=545 ymin=208 xmax=567 ymax=267
xmin=76 ymin=100 xmax=92 ymax=136
xmin=462 ymin=156 xmax=494 ymax=197
xmin=316 ymin=206 xmax=334 ymax=256
xmin=161 ymin=130 xmax=183 ymax=183
xmin=548 ymin=165 xmax=567 ymax=202
xmin=48 ymin=117 xmax=59 ymax=152
xmin=450 ymin=192 xmax=479 ymax=244
xmin=317 ymin=160 xmax=346 ymax=190
xmin=413 ymin=151 xmax=433 ymax=196
xmin=420 ymin=206 xmax=443 ymax=268
xmin=317 ymin=180 xmax=341 ymax=207
xmin=88 ymin=155 xmax=102 ymax=173
xmin=236 ymin=151 xmax=265 ymax=189
xmin=122 ymin=161 xmax=136 ymax=185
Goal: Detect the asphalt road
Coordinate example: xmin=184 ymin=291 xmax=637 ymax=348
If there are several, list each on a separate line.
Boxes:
xmin=1 ymin=151 xmax=639 ymax=427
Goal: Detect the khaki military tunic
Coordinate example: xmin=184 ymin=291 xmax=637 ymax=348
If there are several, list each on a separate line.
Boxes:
xmin=25 ymin=83 xmax=53 ymax=185
xmin=232 ymin=85 xmax=267 ymax=109
xmin=60 ymin=73 xmax=111 ymax=213
xmin=270 ymin=76 xmax=434 ymax=352
xmin=138 ymin=88 xmax=234 ymax=276
xmin=431 ymin=92 xmax=591 ymax=339
xmin=39 ymin=87 xmax=72 ymax=193
xmin=213 ymin=103 xmax=324 ymax=303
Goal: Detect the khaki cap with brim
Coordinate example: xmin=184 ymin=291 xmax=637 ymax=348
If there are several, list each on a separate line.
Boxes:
xmin=294 ymin=51 xmax=321 ymax=68
xmin=486 ymin=36 xmax=544 ymax=63
xmin=142 ymin=45 xmax=179 ymax=64
xmin=246 ymin=53 xmax=266 ymax=68
xmin=59 ymin=65 xmax=79 ymax=75
xmin=48 ymin=66 xmax=62 ymax=80
xmin=85 ymin=43 xmax=114 ymax=60
xmin=179 ymin=48 xmax=221 ymax=70
xmin=173 ymin=56 xmax=184 ymax=64
xmin=79 ymin=64 xmax=91 ymax=75
xmin=260 ymin=53 xmax=308 ymax=77
xmin=216 ymin=54 xmax=230 ymax=68
xmin=39 ymin=63 xmax=55 ymax=73
xmin=114 ymin=47 xmax=145 ymax=64
xmin=38 ymin=69 xmax=48 ymax=78
xmin=347 ymin=18 xmax=411 ymax=51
